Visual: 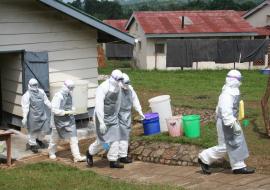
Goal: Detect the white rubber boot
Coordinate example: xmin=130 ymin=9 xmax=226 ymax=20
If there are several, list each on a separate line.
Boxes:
xmin=48 ymin=129 xmax=58 ymax=160
xmin=70 ymin=137 xmax=86 ymax=163
xmin=48 ymin=143 xmax=57 ymax=160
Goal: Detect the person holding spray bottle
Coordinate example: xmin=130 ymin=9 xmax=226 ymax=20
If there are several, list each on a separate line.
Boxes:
xmin=198 ymin=70 xmax=255 ymax=175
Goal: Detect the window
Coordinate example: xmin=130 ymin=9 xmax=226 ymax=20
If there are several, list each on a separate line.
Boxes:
xmin=155 ymin=43 xmax=165 ymax=54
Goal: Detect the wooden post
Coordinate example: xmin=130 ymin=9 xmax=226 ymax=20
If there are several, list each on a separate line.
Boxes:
xmin=261 ymin=75 xmax=270 ymax=137
xmin=6 ymin=135 xmax=11 ymax=166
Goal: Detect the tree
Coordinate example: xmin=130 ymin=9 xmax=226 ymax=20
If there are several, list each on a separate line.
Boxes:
xmin=84 ymin=0 xmax=124 ymax=20
xmin=240 ymin=1 xmax=257 ymax=10
xmin=184 ymin=0 xmax=208 ymax=10
xmin=70 ymin=0 xmax=83 ymax=10
xmin=208 ymin=0 xmax=240 ymax=10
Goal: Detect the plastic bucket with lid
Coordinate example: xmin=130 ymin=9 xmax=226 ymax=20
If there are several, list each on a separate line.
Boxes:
xmin=182 ymin=115 xmax=200 ymax=138
xmin=148 ymin=95 xmax=172 ymax=132
xmin=143 ymin=113 xmax=161 ymax=136
xmin=166 ymin=115 xmax=183 ymax=137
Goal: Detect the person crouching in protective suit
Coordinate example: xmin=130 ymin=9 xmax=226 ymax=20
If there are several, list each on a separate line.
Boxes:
xmin=198 ymin=70 xmax=255 ymax=175
xmin=21 ymin=78 xmax=51 ymax=153
xmin=86 ymin=69 xmax=125 ymax=168
xmin=48 ymin=80 xmax=86 ymax=162
xmin=118 ymin=73 xmax=145 ymax=164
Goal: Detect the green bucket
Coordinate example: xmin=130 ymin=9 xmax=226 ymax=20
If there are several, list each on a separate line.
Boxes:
xmin=182 ymin=115 xmax=201 ymax=138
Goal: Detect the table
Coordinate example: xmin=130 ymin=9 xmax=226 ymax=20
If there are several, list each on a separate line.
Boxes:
xmin=0 ymin=131 xmax=13 ymax=166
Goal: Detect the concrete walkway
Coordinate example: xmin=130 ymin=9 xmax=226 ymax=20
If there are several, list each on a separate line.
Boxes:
xmin=3 ymin=130 xmax=269 ymax=190
xmin=0 ymin=127 xmax=94 ymax=160
xmin=17 ymin=147 xmax=270 ymax=190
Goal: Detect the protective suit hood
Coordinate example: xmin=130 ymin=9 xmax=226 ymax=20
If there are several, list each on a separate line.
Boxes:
xmin=222 ymin=70 xmax=242 ymax=96
xmin=61 ymin=80 xmax=75 ymax=95
xmin=122 ymin=73 xmax=130 ymax=90
xmin=28 ymin=78 xmax=39 ymax=92
xmin=109 ymin=69 xmax=123 ymax=88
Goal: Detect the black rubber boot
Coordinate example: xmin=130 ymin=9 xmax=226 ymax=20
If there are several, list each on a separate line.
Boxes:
xmin=119 ymin=157 xmax=133 ymax=164
xmin=110 ymin=161 xmax=124 ymax=168
xmin=86 ymin=150 xmax=93 ymax=167
xmin=26 ymin=143 xmax=38 ymax=154
xmin=198 ymin=158 xmax=211 ymax=175
xmin=233 ymin=167 xmax=255 ymax=174
xmin=36 ymin=139 xmax=48 ymax=149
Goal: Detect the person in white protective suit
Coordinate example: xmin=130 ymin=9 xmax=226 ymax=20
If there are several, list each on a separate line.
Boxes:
xmin=86 ymin=69 xmax=125 ymax=168
xmin=118 ymin=73 xmax=145 ymax=163
xmin=48 ymin=80 xmax=86 ymax=162
xmin=198 ymin=70 xmax=255 ymax=175
xmin=21 ymin=78 xmax=51 ymax=153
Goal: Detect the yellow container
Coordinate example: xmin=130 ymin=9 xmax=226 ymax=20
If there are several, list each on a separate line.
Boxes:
xmin=238 ymin=100 xmax=245 ymax=121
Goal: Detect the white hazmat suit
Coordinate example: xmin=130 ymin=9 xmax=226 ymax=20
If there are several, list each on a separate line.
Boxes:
xmin=87 ymin=70 xmax=125 ymax=168
xmin=198 ymin=70 xmax=255 ymax=175
xmin=21 ymin=78 xmax=51 ymax=153
xmin=48 ymin=80 xmax=86 ymax=162
xmin=118 ymin=73 xmax=144 ymax=163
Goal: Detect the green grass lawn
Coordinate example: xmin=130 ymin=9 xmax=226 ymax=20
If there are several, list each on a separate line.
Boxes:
xmin=0 ymin=162 xmax=182 ymax=190
xmin=100 ymin=60 xmax=270 ymax=159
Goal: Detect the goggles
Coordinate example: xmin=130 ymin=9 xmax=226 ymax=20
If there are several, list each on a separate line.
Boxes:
xmin=124 ymin=80 xmax=130 ymax=85
xmin=227 ymin=75 xmax=242 ymax=81
xmin=112 ymin=76 xmax=124 ymax=82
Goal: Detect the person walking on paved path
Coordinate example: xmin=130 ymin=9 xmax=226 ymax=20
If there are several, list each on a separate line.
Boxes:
xmin=21 ymin=78 xmax=51 ymax=153
xmin=86 ymin=69 xmax=126 ymax=168
xmin=118 ymin=73 xmax=145 ymax=164
xmin=198 ymin=70 xmax=255 ymax=175
xmin=48 ymin=80 xmax=86 ymax=163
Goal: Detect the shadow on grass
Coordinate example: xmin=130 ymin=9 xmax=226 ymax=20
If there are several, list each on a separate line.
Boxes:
xmin=251 ymin=119 xmax=270 ymax=139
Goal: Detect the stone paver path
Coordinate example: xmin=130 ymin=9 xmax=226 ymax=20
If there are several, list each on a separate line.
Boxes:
xmin=17 ymin=146 xmax=270 ymax=190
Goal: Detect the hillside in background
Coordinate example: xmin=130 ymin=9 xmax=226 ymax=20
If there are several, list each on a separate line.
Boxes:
xmin=69 ymin=0 xmax=265 ymax=20
xmin=116 ymin=0 xmax=264 ymax=5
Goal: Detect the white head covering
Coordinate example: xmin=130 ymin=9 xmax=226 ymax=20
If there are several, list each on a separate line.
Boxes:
xmin=28 ymin=78 xmax=39 ymax=92
xmin=222 ymin=70 xmax=242 ymax=95
xmin=122 ymin=73 xmax=130 ymax=89
xmin=62 ymin=79 xmax=75 ymax=95
xmin=109 ymin=69 xmax=123 ymax=88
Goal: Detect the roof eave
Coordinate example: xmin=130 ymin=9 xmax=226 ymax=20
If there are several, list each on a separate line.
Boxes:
xmin=125 ymin=14 xmax=136 ymax=31
xmin=145 ymin=32 xmax=258 ymax=38
xmin=39 ymin=0 xmax=135 ymax=44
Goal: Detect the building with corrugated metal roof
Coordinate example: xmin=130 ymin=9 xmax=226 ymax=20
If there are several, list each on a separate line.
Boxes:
xmin=0 ymin=0 xmax=134 ymax=127
xmin=124 ymin=10 xmax=266 ymax=70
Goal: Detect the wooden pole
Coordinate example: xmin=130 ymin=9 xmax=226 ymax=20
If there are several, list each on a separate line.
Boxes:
xmin=261 ymin=74 xmax=270 ymax=137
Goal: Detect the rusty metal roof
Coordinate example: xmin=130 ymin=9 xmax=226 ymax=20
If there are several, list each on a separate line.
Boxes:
xmin=103 ymin=19 xmax=128 ymax=32
xmin=127 ymin=10 xmax=257 ymax=36
xmin=255 ymin=26 xmax=270 ymax=36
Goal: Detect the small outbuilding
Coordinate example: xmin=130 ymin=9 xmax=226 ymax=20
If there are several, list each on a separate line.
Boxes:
xmin=125 ymin=10 xmax=264 ymax=70
xmin=0 ymin=0 xmax=134 ymax=126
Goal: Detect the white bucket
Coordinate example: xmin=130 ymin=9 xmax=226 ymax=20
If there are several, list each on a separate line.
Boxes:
xmin=148 ymin=95 xmax=172 ymax=132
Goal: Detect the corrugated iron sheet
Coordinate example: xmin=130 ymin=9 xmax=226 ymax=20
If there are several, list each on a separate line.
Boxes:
xmin=133 ymin=10 xmax=256 ymax=34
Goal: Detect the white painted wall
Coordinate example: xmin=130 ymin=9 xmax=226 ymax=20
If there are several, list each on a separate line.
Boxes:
xmin=146 ymin=39 xmax=167 ymax=70
xmin=0 ymin=0 xmax=99 ymax=116
xmin=129 ymin=21 xmax=147 ymax=69
xmin=245 ymin=4 xmax=270 ymax=27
